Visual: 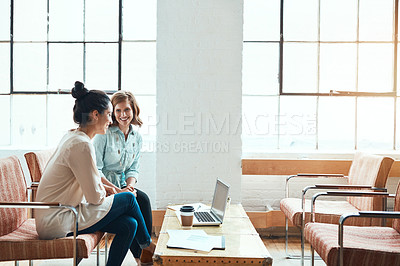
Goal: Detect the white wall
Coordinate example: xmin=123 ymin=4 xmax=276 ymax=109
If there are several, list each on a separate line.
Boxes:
xmin=155 ymin=0 xmax=243 ymax=208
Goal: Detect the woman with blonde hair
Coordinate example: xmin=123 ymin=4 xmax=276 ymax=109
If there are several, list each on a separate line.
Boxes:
xmin=93 ymin=90 xmax=154 ymax=265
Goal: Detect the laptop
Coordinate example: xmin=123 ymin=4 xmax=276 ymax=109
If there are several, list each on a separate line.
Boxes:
xmin=192 ymin=178 xmax=230 ymax=226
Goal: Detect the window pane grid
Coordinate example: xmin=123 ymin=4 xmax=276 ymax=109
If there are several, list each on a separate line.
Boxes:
xmin=281 ymin=0 xmax=396 ymax=95
xmin=243 ymin=0 xmax=399 ymax=152
xmin=8 ymin=0 xmax=156 ymax=93
xmin=1 ymin=0 xmax=156 ymax=147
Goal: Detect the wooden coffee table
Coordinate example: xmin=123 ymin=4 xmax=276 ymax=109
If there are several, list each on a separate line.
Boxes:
xmin=153 ymin=204 xmax=273 ymax=265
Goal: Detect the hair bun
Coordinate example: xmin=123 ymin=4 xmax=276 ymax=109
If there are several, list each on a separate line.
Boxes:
xmin=72 ymin=81 xmax=89 ymax=100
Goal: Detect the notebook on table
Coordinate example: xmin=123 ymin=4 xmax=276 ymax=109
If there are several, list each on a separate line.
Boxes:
xmin=192 ymin=178 xmax=230 ymax=226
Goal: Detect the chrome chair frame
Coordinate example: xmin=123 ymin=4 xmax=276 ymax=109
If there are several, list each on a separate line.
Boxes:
xmin=32 ymin=181 xmax=105 ymax=265
xmin=0 ymin=202 xmax=81 ymax=266
xmin=309 ymin=191 xmax=393 ymax=266
xmin=29 ymin=163 xmax=105 ymax=265
xmin=285 ymin=174 xmax=345 ymax=260
xmin=284 ymin=174 xmax=385 ymax=265
xmin=338 ymin=211 xmax=400 ymax=266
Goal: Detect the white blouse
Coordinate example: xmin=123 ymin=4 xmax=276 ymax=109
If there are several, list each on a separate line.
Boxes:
xmin=35 ymin=130 xmax=114 ymax=240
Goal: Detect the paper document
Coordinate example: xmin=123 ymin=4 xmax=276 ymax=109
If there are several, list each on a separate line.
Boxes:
xmin=167 ymin=229 xmax=225 ymax=252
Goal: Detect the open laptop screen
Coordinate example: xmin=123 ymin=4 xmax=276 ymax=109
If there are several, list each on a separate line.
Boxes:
xmin=210 ymin=179 xmax=230 ymax=221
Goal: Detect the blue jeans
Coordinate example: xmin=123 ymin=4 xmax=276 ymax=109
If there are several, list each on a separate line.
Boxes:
xmin=129 ymin=188 xmax=153 ymax=258
xmin=76 ymin=192 xmax=151 ymax=266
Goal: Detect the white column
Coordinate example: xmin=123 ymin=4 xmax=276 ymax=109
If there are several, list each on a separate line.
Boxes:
xmin=156 ymin=0 xmax=243 ymax=208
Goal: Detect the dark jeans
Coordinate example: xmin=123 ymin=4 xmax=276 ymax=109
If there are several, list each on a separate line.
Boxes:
xmin=131 ymin=188 xmax=153 ymax=258
xmin=74 ymin=192 xmax=151 ymax=266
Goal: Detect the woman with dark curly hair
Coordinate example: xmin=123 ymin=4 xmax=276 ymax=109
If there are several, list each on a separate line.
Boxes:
xmin=35 ymin=82 xmax=152 ymax=266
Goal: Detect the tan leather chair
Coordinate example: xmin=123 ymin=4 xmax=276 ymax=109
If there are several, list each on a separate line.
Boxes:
xmin=280 ymin=152 xmax=394 ymax=263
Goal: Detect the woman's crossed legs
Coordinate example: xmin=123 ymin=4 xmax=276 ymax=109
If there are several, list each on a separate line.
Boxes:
xmin=77 ymin=192 xmax=151 ymax=266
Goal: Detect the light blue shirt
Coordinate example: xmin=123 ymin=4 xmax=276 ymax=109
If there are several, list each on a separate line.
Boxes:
xmin=93 ymin=125 xmax=142 ymax=188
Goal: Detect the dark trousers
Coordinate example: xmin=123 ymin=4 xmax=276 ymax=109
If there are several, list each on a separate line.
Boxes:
xmin=131 ymin=188 xmax=153 ymax=258
xmin=73 ymin=192 xmax=151 ymax=266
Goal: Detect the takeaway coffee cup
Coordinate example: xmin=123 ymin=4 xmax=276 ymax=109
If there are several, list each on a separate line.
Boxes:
xmin=180 ymin=205 xmax=195 ymax=227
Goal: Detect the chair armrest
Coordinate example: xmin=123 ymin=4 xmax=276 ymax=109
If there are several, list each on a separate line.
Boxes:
xmin=299 ymin=187 xmax=385 ymax=221
xmin=28 ymin=182 xmax=40 ymax=191
xmin=358 ymin=211 xmax=400 ymax=219
xmin=339 ymin=210 xmax=400 ymax=225
xmin=297 ymin=173 xmax=345 ymax=178
xmin=0 ymin=201 xmax=80 ymax=265
xmin=309 ymin=191 xmax=392 ymax=222
xmin=0 ymin=202 xmax=77 ymax=233
xmin=299 ymin=185 xmax=385 ymax=210
xmin=296 ymin=184 xmax=375 ymax=228
xmin=0 ymin=201 xmax=61 ymax=208
xmin=285 ymin=173 xmax=347 ymax=198
xmin=287 ymin=173 xmax=345 ymax=183
xmin=302 ymin=185 xmax=384 ymax=197
xmin=314 ymin=184 xmax=386 ymax=191
xmin=338 ymin=210 xmax=400 ymax=266
xmin=325 ymin=191 xmax=390 ymax=197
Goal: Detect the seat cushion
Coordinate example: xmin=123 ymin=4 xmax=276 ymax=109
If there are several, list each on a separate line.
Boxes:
xmin=280 ymin=198 xmax=381 ymax=227
xmin=305 ymin=222 xmax=400 ymax=266
xmin=0 ymin=219 xmax=104 ymax=261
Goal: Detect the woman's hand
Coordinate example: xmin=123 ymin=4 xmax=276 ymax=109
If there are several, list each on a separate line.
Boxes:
xmin=120 ymin=184 xmax=137 ymax=197
xmin=104 ymin=184 xmax=118 ymax=196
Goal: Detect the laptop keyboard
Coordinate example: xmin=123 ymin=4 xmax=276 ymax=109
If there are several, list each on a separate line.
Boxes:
xmin=194 ymin=212 xmax=216 ymax=222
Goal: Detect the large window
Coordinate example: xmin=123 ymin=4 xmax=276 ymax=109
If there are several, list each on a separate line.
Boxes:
xmin=0 ymin=0 xmax=156 ymax=147
xmin=243 ymin=0 xmax=398 ymax=153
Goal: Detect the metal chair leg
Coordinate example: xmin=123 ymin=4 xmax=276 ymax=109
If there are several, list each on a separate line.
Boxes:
xmin=105 ymin=233 xmax=108 ymax=265
xmin=311 ymin=245 xmax=315 ymax=266
xmin=285 ymin=216 xmax=289 ymax=257
xmin=97 ymin=243 xmax=100 ymax=266
xmin=284 ymin=183 xmax=322 ymax=262
xmin=284 ymin=218 xmax=303 ymax=259
xmin=301 ymin=223 xmax=305 ymax=266
xmin=284 ymin=217 xmax=321 ymax=261
xmin=382 ymin=196 xmax=387 ymax=226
